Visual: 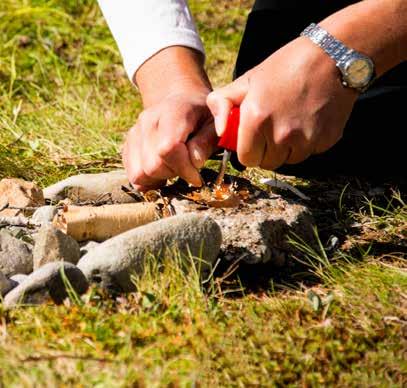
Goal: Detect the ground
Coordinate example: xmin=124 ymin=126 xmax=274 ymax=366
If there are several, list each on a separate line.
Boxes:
xmin=0 ymin=0 xmax=406 ymax=386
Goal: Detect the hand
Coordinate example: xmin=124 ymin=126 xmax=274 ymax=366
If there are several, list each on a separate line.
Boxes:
xmin=123 ymin=89 xmax=218 ymax=191
xmin=123 ymin=46 xmax=218 ymax=191
xmin=207 ymin=37 xmax=359 ymax=171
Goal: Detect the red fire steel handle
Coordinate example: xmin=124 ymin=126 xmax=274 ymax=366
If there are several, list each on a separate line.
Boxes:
xmin=217 ymin=106 xmax=240 ymax=152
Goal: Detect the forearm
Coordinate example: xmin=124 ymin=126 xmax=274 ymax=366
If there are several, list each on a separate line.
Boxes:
xmin=98 ymin=0 xmax=205 ymax=85
xmin=136 ymin=46 xmax=211 ymax=107
xmin=319 ymin=0 xmax=407 ymax=76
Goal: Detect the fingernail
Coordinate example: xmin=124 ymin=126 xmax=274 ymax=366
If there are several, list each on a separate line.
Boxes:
xmin=214 ymin=115 xmax=224 ymax=136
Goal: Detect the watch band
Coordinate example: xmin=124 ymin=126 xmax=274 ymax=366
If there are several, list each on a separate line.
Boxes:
xmin=301 ymin=23 xmax=355 ymax=68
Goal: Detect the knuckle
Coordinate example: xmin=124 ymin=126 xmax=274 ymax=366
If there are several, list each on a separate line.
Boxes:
xmin=138 ymin=109 xmax=157 ymax=127
xmin=157 ymin=139 xmax=181 ymax=159
xmin=143 ymin=162 xmax=159 ymax=178
xmin=243 ymin=101 xmax=267 ymax=125
xmin=206 ymin=92 xmax=218 ymax=108
xmin=274 ymin=125 xmax=293 ymax=145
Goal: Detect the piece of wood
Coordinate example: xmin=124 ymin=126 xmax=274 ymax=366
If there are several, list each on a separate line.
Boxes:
xmin=53 ymin=203 xmax=161 ymax=242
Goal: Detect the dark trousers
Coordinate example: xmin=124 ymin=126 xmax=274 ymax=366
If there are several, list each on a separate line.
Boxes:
xmin=232 ymin=0 xmax=406 ymax=179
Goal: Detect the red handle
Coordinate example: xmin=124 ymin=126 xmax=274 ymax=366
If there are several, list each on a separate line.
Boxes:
xmin=217 ymin=106 xmax=240 ymax=152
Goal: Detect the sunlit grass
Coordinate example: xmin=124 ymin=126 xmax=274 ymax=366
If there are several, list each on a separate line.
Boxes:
xmin=0 ymin=0 xmax=406 ymax=386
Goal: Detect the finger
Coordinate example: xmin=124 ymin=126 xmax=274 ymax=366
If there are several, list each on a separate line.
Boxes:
xmin=259 ymin=125 xmax=292 ymax=171
xmin=187 ymin=120 xmax=219 ymax=168
xmin=276 ymin=127 xmax=312 ymax=165
xmin=207 ymin=74 xmax=249 ymax=137
xmin=156 ymin=117 xmax=203 ymax=187
xmin=259 ymin=142 xmax=291 ymax=171
xmin=123 ymin=125 xmax=166 ymax=190
xmin=161 ymin=142 xmax=203 ymax=187
xmin=235 ymin=97 xmax=268 ymax=167
xmin=285 ymin=146 xmax=311 ymax=165
xmin=139 ymin=114 xmax=177 ymax=180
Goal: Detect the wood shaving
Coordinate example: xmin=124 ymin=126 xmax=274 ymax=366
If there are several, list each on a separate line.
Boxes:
xmin=184 ymin=183 xmax=250 ymax=208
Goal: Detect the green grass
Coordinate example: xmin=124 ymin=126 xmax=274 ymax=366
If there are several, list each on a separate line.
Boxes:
xmin=0 ymin=0 xmax=406 ymax=386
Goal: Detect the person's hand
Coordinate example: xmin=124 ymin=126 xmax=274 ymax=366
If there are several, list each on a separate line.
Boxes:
xmin=123 ymin=89 xmax=218 ymax=191
xmin=123 ymin=47 xmax=218 ymax=191
xmin=207 ymin=36 xmax=359 ymax=171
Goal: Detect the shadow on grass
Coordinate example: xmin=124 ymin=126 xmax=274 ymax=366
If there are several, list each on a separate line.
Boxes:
xmin=211 ymin=174 xmax=406 ymax=295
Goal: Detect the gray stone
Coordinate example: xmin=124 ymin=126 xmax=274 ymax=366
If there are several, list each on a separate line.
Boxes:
xmin=79 ymin=241 xmax=100 ymax=257
xmin=31 ymin=205 xmax=58 ymax=225
xmin=43 ymin=170 xmax=136 ymax=204
xmin=0 ymin=230 xmax=33 ymax=276
xmin=3 ymin=262 xmax=88 ymax=308
xmin=9 ymin=273 xmax=28 ymax=285
xmin=33 ymin=225 xmax=80 ymax=270
xmin=77 ymin=214 xmax=222 ymax=292
xmin=1 ymin=270 xmax=14 ymax=296
xmin=170 ymin=183 xmax=315 ymax=266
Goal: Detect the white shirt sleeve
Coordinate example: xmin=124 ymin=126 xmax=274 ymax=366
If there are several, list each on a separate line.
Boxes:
xmin=97 ymin=0 xmax=205 ymax=82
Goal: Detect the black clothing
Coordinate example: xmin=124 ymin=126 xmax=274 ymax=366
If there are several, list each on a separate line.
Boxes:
xmin=231 ymin=0 xmax=406 ymax=178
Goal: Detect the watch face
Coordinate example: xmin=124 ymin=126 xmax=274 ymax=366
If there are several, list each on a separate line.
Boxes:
xmin=344 ymin=58 xmax=373 ymax=87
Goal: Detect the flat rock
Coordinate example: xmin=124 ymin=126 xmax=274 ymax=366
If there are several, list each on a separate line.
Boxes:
xmin=77 ymin=213 xmax=222 ymax=292
xmin=31 ymin=205 xmax=58 ymax=225
xmin=0 ymin=270 xmax=14 ymax=296
xmin=0 ymin=178 xmax=44 ymax=217
xmin=3 ymin=262 xmax=88 ymax=308
xmin=43 ymin=170 xmax=136 ymax=204
xmin=169 ymin=172 xmax=315 ymax=266
xmin=0 ymin=230 xmax=33 ymax=276
xmin=33 ymin=225 xmax=80 ymax=270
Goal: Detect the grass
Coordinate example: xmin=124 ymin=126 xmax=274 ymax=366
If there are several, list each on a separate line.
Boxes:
xmin=0 ymin=0 xmax=406 ymax=386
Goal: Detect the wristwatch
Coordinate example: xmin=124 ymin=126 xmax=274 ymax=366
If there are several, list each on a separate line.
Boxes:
xmin=301 ymin=23 xmax=376 ymax=93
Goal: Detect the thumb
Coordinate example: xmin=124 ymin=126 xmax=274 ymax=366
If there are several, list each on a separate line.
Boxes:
xmin=206 ymin=75 xmax=249 ymax=137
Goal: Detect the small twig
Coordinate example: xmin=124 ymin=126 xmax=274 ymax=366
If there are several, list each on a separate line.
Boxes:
xmin=121 ymin=184 xmax=144 ymax=201
xmin=1 ymin=205 xmax=41 ymax=211
xmin=21 ymin=354 xmax=117 ymax=363
xmin=0 ymin=216 xmax=40 ymax=228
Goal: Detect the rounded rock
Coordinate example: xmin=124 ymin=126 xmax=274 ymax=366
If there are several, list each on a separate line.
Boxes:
xmin=0 ymin=230 xmax=33 ymax=276
xmin=77 ymin=214 xmax=222 ymax=292
xmin=0 ymin=270 xmax=14 ymax=296
xmin=33 ymin=225 xmax=81 ymax=270
xmin=3 ymin=262 xmax=88 ymax=308
xmin=43 ymin=170 xmax=135 ymax=203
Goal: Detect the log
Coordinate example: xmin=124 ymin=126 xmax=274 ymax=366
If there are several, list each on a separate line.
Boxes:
xmin=53 ymin=203 xmax=161 ymax=242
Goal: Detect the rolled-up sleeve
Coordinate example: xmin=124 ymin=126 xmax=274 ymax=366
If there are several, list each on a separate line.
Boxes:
xmin=97 ymin=0 xmax=205 ymax=82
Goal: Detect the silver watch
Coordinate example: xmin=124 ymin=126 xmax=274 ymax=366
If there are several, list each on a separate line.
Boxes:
xmin=301 ymin=23 xmax=375 ymax=93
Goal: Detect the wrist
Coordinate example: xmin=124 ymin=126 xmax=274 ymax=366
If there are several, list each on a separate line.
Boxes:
xmin=135 ymin=46 xmax=211 ymax=107
xmin=292 ymin=37 xmax=359 ymax=100
xmin=318 ymin=0 xmax=407 ymax=77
